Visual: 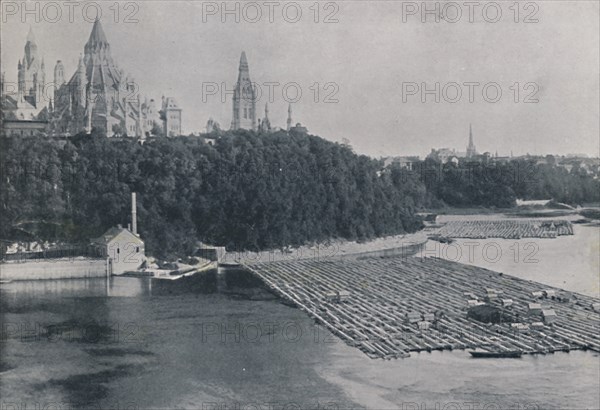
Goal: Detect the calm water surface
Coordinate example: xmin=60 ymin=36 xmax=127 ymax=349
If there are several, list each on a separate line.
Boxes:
xmin=2 ymin=222 xmax=599 ymax=410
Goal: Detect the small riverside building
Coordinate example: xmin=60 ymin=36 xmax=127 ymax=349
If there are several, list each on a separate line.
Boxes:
xmin=91 ymin=225 xmax=145 ymax=275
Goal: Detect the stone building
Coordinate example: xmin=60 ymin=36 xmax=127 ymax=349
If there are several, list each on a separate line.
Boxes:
xmin=10 ymin=19 xmax=182 ymax=138
xmin=91 ymin=225 xmax=145 ymax=275
xmin=0 ymin=28 xmax=49 ymax=124
xmin=230 ymin=51 xmax=256 ymax=130
xmin=160 ymin=96 xmax=182 ymax=137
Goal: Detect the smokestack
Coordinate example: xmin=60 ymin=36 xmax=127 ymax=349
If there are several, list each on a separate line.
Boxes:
xmin=131 ymin=192 xmax=137 ymax=235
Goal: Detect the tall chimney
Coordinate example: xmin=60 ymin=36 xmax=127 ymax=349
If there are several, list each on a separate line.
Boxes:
xmin=131 ymin=192 xmax=137 ymax=235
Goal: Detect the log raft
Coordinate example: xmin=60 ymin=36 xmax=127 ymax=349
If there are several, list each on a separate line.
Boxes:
xmin=244 ymin=256 xmax=599 ymax=360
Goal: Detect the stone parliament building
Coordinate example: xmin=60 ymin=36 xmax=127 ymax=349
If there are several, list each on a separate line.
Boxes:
xmin=1 ymin=20 xmax=181 ymax=138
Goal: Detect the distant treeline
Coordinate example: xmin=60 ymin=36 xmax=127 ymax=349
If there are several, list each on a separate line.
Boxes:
xmin=1 ymin=131 xmax=597 ymax=258
xmin=412 ymin=158 xmax=599 ymax=208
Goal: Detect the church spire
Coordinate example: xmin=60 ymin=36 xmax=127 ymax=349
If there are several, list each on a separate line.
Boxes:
xmin=466 ymin=123 xmax=477 ymax=158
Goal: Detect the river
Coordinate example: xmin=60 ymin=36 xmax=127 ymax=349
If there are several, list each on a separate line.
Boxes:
xmin=1 ymin=220 xmax=599 ymax=409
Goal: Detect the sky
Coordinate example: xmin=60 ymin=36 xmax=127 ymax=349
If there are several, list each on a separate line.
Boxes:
xmin=1 ymin=1 xmax=599 ymax=158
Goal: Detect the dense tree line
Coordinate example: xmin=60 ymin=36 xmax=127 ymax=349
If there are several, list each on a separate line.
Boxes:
xmin=1 ymin=131 xmax=597 ymax=259
xmin=413 ymin=158 xmax=599 ymax=208
xmin=0 ymin=130 xmax=424 ymax=258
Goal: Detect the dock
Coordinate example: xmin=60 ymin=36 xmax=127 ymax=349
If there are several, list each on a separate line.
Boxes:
xmin=245 ymin=257 xmax=599 ymax=359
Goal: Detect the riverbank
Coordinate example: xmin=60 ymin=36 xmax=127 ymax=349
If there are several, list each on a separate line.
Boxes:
xmin=0 ymin=257 xmax=108 ymax=281
xmin=221 ymin=231 xmax=429 ymax=265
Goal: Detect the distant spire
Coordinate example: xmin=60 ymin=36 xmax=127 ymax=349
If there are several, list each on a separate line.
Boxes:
xmin=466 ymin=123 xmax=477 ymax=158
xmin=469 ymin=123 xmax=473 ymax=145
xmin=286 ymin=103 xmax=293 ymax=131
xmin=26 ymin=26 xmax=36 ymax=43
xmin=239 ymin=51 xmax=248 ymax=70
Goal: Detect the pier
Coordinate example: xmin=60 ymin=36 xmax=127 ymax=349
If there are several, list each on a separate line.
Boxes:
xmin=245 ymin=256 xmax=599 ymax=359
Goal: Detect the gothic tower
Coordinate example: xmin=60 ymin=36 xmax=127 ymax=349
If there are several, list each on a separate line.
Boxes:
xmin=231 ymin=51 xmax=256 ymax=130
xmin=53 ymin=60 xmax=65 ymax=101
xmin=466 ymin=123 xmax=477 ymax=158
xmin=18 ymin=27 xmax=46 ymax=108
xmin=258 ymin=102 xmax=271 ymax=133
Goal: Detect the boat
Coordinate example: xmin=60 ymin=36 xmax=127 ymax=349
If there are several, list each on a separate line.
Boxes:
xmin=469 ymin=349 xmax=523 ymax=358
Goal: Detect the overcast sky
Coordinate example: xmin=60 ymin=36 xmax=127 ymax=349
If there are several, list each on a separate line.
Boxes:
xmin=2 ymin=1 xmax=598 ymax=158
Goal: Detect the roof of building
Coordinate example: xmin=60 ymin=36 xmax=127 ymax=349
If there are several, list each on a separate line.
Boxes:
xmin=86 ymin=19 xmax=109 ymax=49
xmin=91 ymin=226 xmax=143 ymax=246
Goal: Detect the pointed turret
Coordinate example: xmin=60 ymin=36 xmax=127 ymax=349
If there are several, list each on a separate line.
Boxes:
xmin=259 ymin=103 xmax=271 ymax=133
xmin=26 ymin=26 xmax=36 ymax=43
xmin=77 ymin=54 xmax=86 ymax=105
xmin=77 ymin=54 xmax=85 ymax=76
xmin=239 ymin=51 xmax=249 ymax=70
xmin=24 ymin=27 xmax=38 ymax=67
xmin=469 ymin=123 xmax=473 ymax=145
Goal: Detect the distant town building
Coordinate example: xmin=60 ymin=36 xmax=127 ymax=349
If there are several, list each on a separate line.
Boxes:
xmin=160 ymin=96 xmax=182 ymax=136
xmin=428 ymin=124 xmax=480 ymax=163
xmin=231 ymin=51 xmax=256 ymax=130
xmin=289 ymin=122 xmax=308 ymax=134
xmin=427 ymin=148 xmax=460 ymax=164
xmin=382 ymin=156 xmax=420 ymax=170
